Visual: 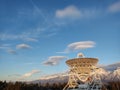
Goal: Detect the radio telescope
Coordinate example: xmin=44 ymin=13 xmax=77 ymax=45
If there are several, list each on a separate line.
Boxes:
xmin=63 ymin=53 xmax=102 ymax=90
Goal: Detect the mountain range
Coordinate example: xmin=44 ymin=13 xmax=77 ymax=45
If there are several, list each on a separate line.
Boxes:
xmin=31 ymin=62 xmax=120 ymax=84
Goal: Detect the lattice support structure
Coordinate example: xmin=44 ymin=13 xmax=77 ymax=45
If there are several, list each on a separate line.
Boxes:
xmin=63 ymin=70 xmax=78 ymax=90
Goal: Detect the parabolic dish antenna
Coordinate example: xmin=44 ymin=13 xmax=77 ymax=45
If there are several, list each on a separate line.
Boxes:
xmin=63 ymin=53 xmax=102 ymax=90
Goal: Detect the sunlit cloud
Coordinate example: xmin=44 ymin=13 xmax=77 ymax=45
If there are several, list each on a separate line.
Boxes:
xmin=58 ymin=41 xmax=95 ymax=53
xmin=19 ymin=70 xmax=40 ymax=80
xmin=108 ymin=1 xmax=120 ymax=13
xmin=66 ymin=41 xmax=95 ymax=52
xmin=16 ymin=43 xmax=31 ymax=49
xmin=43 ymin=56 xmax=67 ymax=66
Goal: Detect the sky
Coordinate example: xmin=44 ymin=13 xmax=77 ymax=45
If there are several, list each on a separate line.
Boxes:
xmin=0 ymin=0 xmax=120 ymax=81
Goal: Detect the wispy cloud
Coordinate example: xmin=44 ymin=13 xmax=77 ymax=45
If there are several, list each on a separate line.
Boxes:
xmin=16 ymin=44 xmax=31 ymax=49
xmin=0 ymin=5 xmax=83 ymax=42
xmin=0 ymin=2 xmax=57 ymax=41
xmin=0 ymin=33 xmax=20 ymax=40
xmin=43 ymin=56 xmax=67 ymax=66
xmin=7 ymin=49 xmax=17 ymax=54
xmin=0 ymin=5 xmax=99 ymax=43
xmin=8 ymin=74 xmax=21 ymax=77
xmin=29 ymin=0 xmax=48 ymax=24
xmin=0 ymin=46 xmax=8 ymax=49
xmin=19 ymin=70 xmax=40 ymax=80
xmin=0 ymin=30 xmax=38 ymax=42
xmin=0 ymin=44 xmax=10 ymax=49
xmin=58 ymin=41 xmax=95 ymax=53
xmin=108 ymin=1 xmax=120 ymax=13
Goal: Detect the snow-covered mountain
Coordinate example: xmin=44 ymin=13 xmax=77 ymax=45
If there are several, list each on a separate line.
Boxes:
xmin=107 ymin=67 xmax=120 ymax=81
xmin=92 ymin=68 xmax=109 ymax=80
xmin=101 ymin=62 xmax=120 ymax=71
xmin=99 ymin=62 xmax=120 ymax=81
xmin=32 ymin=72 xmax=68 ymax=84
xmin=31 ymin=63 xmax=120 ymax=84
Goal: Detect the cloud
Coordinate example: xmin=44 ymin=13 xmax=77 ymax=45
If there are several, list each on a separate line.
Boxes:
xmin=0 ymin=33 xmax=21 ymax=40
xmin=56 ymin=5 xmax=81 ymax=19
xmin=108 ymin=1 xmax=120 ymax=13
xmin=58 ymin=41 xmax=95 ymax=53
xmin=16 ymin=44 xmax=31 ymax=49
xmin=43 ymin=56 xmax=67 ymax=66
xmin=0 ymin=2 xmax=69 ymax=43
xmin=0 ymin=26 xmax=56 ymax=41
xmin=55 ymin=5 xmax=97 ymax=19
xmin=19 ymin=70 xmax=40 ymax=80
xmin=7 ymin=49 xmax=17 ymax=54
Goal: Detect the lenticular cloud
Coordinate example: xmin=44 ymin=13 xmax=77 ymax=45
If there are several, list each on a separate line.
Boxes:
xmin=66 ymin=41 xmax=95 ymax=52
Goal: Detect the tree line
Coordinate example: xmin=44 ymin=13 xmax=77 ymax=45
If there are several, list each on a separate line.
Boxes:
xmin=0 ymin=80 xmax=120 ymax=90
xmin=0 ymin=81 xmax=65 ymax=90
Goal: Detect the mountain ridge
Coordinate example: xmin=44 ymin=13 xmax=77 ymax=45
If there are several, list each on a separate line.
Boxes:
xmin=31 ymin=62 xmax=120 ymax=84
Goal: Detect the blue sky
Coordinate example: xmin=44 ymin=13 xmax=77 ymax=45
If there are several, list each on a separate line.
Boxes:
xmin=0 ymin=0 xmax=120 ymax=81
